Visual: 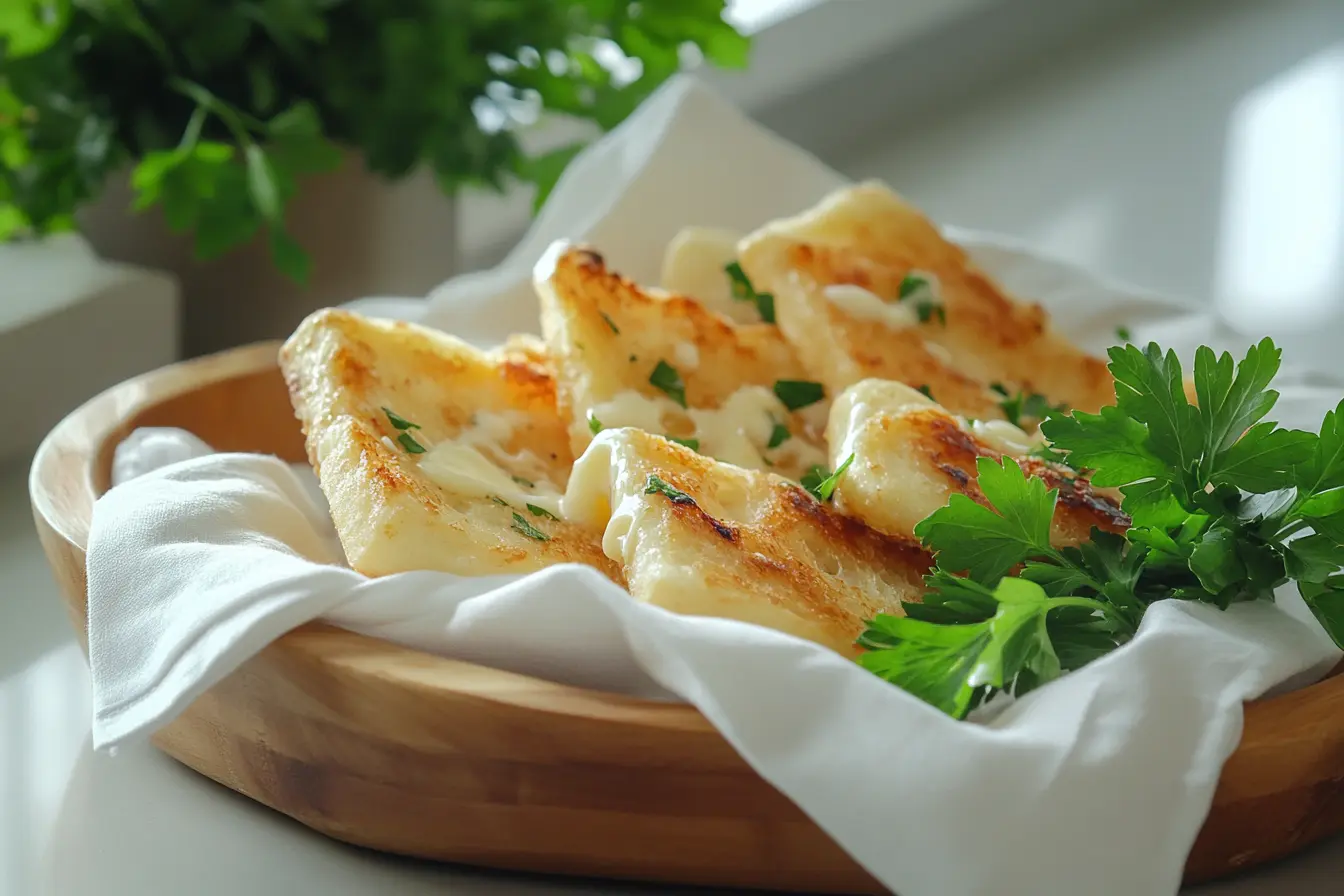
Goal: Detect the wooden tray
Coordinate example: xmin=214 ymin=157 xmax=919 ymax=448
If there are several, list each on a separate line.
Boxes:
xmin=29 ymin=342 xmax=1344 ymax=893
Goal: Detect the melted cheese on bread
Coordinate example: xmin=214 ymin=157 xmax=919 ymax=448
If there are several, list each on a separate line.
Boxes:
xmin=826 ymin=378 xmax=1126 ymax=546
xmin=535 ymin=241 xmax=828 ymax=478
xmin=738 ymin=181 xmax=1116 ymax=415
xmin=659 ymin=226 xmax=759 ymax=323
xmin=280 ymin=308 xmax=622 ymax=582
xmin=565 ymin=427 xmax=931 ymax=656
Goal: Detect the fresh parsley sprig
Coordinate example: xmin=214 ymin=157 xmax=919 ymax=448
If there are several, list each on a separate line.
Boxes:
xmin=859 ymin=337 xmax=1344 ymax=717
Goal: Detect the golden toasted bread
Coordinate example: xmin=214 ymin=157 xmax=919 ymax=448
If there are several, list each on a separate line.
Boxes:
xmin=534 ymin=241 xmax=830 ymax=479
xmin=565 ymin=428 xmax=931 ymax=656
xmin=827 ymin=379 xmax=1126 ymax=547
xmin=738 ymin=181 xmax=1115 ymax=415
xmin=279 ymin=308 xmax=622 ymax=583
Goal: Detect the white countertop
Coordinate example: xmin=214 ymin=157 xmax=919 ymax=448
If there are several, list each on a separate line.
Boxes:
xmin=5 ymin=0 xmax=1344 ymax=893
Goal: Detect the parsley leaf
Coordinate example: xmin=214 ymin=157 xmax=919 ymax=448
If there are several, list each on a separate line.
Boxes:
xmin=774 ymin=379 xmax=825 ymax=411
xmin=383 ymin=407 xmax=420 ymax=430
xmin=724 ymin=261 xmax=776 ymax=323
xmin=858 ymin=578 xmax=1067 ymax=719
xmin=897 ymin=272 xmax=946 ymax=325
xmin=600 ymin=311 xmax=620 ymax=334
xmin=803 ymin=454 xmax=854 ymax=502
xmin=1296 ymin=398 xmax=1344 ymax=494
xmin=511 ymin=475 xmax=534 ymax=489
xmin=898 ymin=273 xmax=929 ymax=298
xmin=644 ymin=474 xmax=696 ymax=505
xmin=1116 ymin=326 xmax=1132 ymax=342
xmin=913 ymin=457 xmax=1056 ymax=580
xmin=667 ymin=435 xmax=700 ymax=451
xmin=397 ymin=432 xmax=426 ymax=454
xmin=1039 ymin=405 xmax=1166 ymax=488
xmin=527 ymin=504 xmax=559 ymax=520
xmin=587 ymin=409 xmax=603 ymax=435
xmin=916 ymin=301 xmax=947 ymax=325
xmin=917 ymin=384 xmax=934 ymax=401
xmin=1107 ymin=342 xmax=1203 ymax=475
xmin=511 ymin=512 xmax=549 ymax=541
xmin=649 ymin=360 xmax=687 ymax=407
xmin=1210 ymin=422 xmax=1316 ymax=493
xmin=767 ymin=420 xmax=791 ymax=449
xmin=991 ymin=383 xmax=1063 ymax=428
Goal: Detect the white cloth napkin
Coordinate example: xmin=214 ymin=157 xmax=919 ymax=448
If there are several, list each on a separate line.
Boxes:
xmin=87 ymin=77 xmax=1343 ymax=896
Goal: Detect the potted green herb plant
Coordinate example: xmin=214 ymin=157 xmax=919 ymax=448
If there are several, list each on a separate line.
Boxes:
xmin=0 ymin=1 xmax=749 ymax=354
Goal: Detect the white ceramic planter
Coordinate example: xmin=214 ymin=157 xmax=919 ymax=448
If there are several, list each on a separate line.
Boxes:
xmin=77 ymin=156 xmax=459 ymax=357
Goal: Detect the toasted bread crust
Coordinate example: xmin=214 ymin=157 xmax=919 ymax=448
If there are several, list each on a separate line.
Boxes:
xmin=575 ymin=428 xmax=931 ymax=656
xmin=826 ymin=380 xmax=1125 ymax=548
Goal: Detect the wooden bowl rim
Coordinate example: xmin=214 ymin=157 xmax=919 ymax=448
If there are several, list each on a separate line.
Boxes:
xmin=28 ymin=341 xmax=718 ymax=738
xmin=29 ymin=342 xmax=1344 ymax=746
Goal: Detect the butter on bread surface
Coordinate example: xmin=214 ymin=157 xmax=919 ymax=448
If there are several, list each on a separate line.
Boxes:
xmin=566 ymin=428 xmax=930 ymax=656
xmin=738 ymin=181 xmax=1115 ymax=415
xmin=280 ymin=308 xmax=621 ymax=582
xmin=659 ymin=226 xmax=757 ymax=323
xmin=827 ymin=379 xmax=1126 ymax=547
xmin=535 ymin=241 xmax=828 ymax=478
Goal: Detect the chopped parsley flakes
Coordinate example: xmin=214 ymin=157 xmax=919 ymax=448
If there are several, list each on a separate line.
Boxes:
xmin=774 ymin=379 xmax=825 ymax=411
xmin=644 ymin=474 xmax=696 ymax=505
xmin=724 ymin=261 xmax=776 ymax=324
xmin=801 ymin=453 xmax=854 ymax=502
xmin=898 ymin=272 xmax=946 ymax=325
xmin=382 ymin=407 xmax=420 ymax=431
xmin=649 ymin=360 xmax=687 ymax=407
xmin=989 ymin=382 xmax=1063 ymax=428
xmin=898 ymin=273 xmax=929 ymax=299
xmin=511 ymin=512 xmax=550 ymax=541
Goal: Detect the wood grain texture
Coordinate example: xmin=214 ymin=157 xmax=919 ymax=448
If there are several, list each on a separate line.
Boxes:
xmin=29 ymin=343 xmax=1344 ymax=893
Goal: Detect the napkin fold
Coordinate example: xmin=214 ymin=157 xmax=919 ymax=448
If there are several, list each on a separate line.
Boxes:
xmin=86 ymin=76 xmax=1343 ymax=896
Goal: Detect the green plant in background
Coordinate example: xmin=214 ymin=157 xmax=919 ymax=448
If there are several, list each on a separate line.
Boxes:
xmin=0 ymin=1 xmax=749 ymax=281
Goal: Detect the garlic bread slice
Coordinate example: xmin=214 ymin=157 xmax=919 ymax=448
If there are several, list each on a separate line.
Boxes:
xmin=565 ymin=427 xmax=931 ymax=656
xmin=280 ymin=308 xmax=621 ymax=582
xmin=738 ymin=180 xmax=1115 ymax=415
xmin=826 ymin=379 xmax=1126 ymax=547
xmin=535 ymin=241 xmax=829 ymax=479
